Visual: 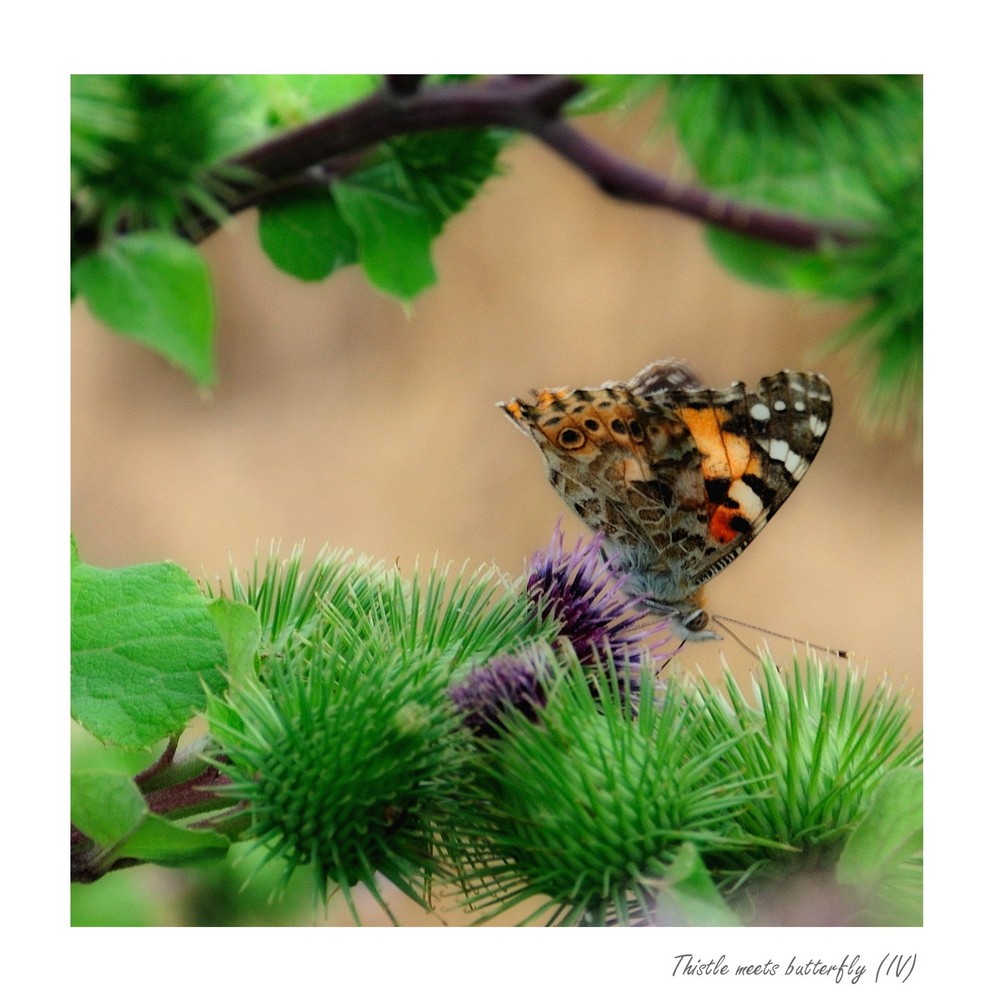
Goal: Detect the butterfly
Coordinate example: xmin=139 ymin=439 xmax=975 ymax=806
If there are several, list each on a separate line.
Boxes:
xmin=500 ymin=358 xmax=832 ymax=640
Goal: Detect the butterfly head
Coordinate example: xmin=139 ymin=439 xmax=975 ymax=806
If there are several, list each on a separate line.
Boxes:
xmin=635 ymin=591 xmax=721 ymax=642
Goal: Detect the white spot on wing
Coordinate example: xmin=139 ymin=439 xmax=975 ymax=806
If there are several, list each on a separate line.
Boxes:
xmin=728 ymin=478 xmax=764 ymax=520
xmin=749 ymin=402 xmax=770 ymax=422
xmin=768 ymin=439 xmax=790 ymax=463
xmin=767 ymin=439 xmax=807 ymax=479
xmin=809 ymin=415 xmax=828 ymax=437
xmin=788 ymin=456 xmax=808 ymax=480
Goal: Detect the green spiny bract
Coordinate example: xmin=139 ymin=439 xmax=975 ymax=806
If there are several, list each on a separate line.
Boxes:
xmin=71 ymin=74 xmax=252 ymax=245
xmin=452 ymin=652 xmax=756 ymax=926
xmin=691 ymin=652 xmax=922 ymax=878
xmin=663 ymin=74 xmax=923 ymax=437
xmin=821 ymin=173 xmax=923 ymax=438
xmin=207 ymin=639 xmax=464 ymax=921
xmin=219 ymin=544 xmax=551 ymax=675
xmin=205 ymin=545 xmax=552 ymax=920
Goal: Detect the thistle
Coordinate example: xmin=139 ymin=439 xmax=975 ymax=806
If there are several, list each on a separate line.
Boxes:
xmin=71 ymin=74 xmax=251 ymax=242
xmin=448 ymin=648 xmax=551 ymax=738
xmin=690 ymin=651 xmax=923 ymax=923
xmin=205 ymin=546 xmax=549 ymax=921
xmin=453 ymin=654 xmax=753 ymax=926
xmin=526 ymin=523 xmax=678 ymax=671
xmin=207 ymin=638 xmax=463 ymax=921
xmin=449 ymin=526 xmax=677 ymax=737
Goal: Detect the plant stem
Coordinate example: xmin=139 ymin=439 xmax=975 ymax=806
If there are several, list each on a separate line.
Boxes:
xmin=536 ymin=118 xmax=864 ymax=249
xmin=71 ymin=754 xmax=238 ymax=883
xmin=76 ymin=75 xmax=866 ymax=252
xmin=231 ymin=75 xmax=865 ymax=249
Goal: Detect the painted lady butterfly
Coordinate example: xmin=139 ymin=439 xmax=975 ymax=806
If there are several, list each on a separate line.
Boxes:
xmin=500 ymin=359 xmax=832 ymax=640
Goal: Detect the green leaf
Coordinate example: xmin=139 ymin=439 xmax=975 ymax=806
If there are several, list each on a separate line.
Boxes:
xmin=72 ymin=720 xmax=159 ymax=784
xmin=654 ymin=842 xmax=742 ymax=926
xmin=71 ymin=868 xmax=162 ymax=926
xmin=71 ymin=770 xmax=230 ymax=869
xmin=666 ymin=75 xmax=921 ymax=191
xmin=281 ymin=74 xmax=378 ymax=112
xmin=72 ymin=231 xmax=216 ymax=386
xmin=382 ymin=129 xmax=510 ymax=235
xmin=704 ymin=228 xmax=836 ymax=292
xmin=252 ymin=74 xmax=380 ymax=125
xmin=117 ymin=814 xmax=230 ymax=867
xmin=569 ymin=74 xmax=665 ymax=115
xmin=71 ymin=770 xmax=147 ymax=846
xmin=333 ymin=180 xmax=436 ymax=300
xmin=208 ymin=597 xmax=262 ymax=680
xmin=257 ymin=190 xmax=358 ymax=281
xmin=256 ymin=126 xmax=506 ymax=299
xmin=71 ymin=551 xmax=227 ymax=749
xmin=837 ymin=768 xmax=923 ymax=887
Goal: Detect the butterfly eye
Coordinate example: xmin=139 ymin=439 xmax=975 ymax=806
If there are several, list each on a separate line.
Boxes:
xmin=684 ymin=609 xmax=710 ymax=632
xmin=557 ymin=427 xmax=585 ymax=449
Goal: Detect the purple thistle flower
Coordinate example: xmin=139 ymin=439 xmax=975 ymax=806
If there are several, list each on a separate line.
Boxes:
xmin=449 ymin=649 xmax=551 ymax=738
xmin=526 ymin=522 xmax=679 ymax=671
xmin=451 ymin=525 xmax=680 ymax=737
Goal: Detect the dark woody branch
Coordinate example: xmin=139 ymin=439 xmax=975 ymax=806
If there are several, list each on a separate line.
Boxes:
xmin=77 ymin=75 xmax=868 ymax=252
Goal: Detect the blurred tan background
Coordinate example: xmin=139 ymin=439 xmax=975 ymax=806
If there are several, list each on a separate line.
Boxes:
xmin=71 ymin=108 xmax=922 ymax=925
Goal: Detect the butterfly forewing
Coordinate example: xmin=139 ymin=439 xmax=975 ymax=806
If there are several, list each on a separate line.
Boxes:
xmin=651 ymin=369 xmax=832 ymax=586
xmin=500 ymin=359 xmax=832 ymax=634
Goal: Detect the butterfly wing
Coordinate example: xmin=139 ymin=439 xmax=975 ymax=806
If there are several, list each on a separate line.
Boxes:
xmin=500 ymin=366 xmax=720 ymax=610
xmin=636 ymin=364 xmax=833 ymax=588
xmin=500 ymin=360 xmax=832 ymax=618
xmin=499 ymin=383 xmax=679 ymax=564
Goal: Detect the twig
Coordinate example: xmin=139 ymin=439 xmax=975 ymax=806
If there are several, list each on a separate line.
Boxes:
xmin=535 ymin=118 xmax=865 ymax=249
xmin=81 ymin=75 xmax=864 ymax=252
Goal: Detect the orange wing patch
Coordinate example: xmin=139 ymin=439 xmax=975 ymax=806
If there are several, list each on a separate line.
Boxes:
xmin=676 ymin=405 xmax=769 ymax=545
xmin=676 ymin=405 xmax=751 ymax=479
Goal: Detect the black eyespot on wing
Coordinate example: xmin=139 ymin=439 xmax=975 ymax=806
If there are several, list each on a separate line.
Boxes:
xmin=558 ymin=428 xmax=583 ymax=448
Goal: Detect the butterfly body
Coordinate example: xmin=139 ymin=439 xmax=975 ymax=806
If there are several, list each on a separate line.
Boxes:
xmin=501 ymin=359 xmax=832 ymax=640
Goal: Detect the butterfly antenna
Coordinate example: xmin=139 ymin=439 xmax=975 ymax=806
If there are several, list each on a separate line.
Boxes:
xmin=712 ymin=617 xmax=762 ymax=660
xmin=712 ymin=614 xmax=853 ymax=660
